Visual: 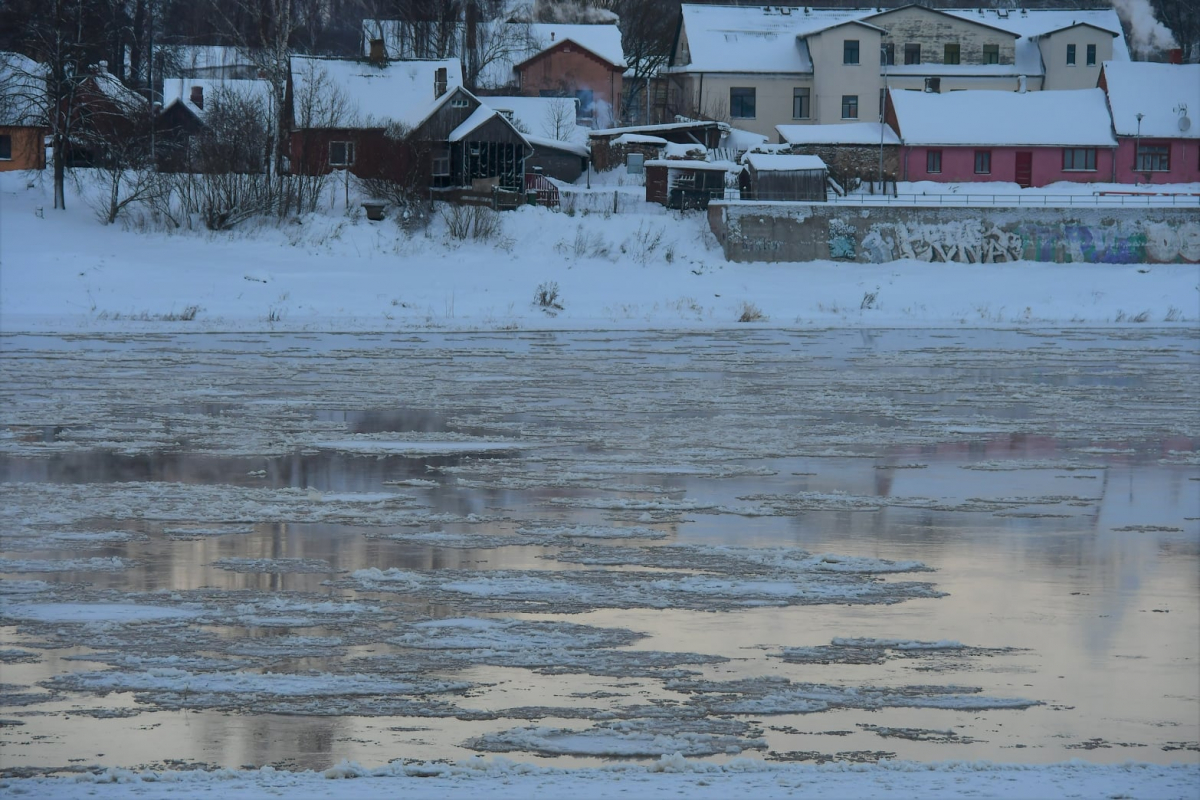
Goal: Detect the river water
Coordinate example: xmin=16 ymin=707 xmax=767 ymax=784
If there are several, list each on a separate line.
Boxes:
xmin=1 ymin=329 xmax=1196 ymax=774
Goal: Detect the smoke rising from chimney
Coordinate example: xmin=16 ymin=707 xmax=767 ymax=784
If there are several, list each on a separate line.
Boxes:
xmin=532 ymin=0 xmax=618 ymax=25
xmin=1111 ymin=0 xmax=1178 ymax=55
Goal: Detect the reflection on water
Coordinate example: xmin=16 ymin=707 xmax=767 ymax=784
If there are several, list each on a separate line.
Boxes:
xmin=0 ymin=329 xmax=1196 ymax=773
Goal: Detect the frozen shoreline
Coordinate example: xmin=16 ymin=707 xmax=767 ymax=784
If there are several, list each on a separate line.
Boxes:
xmin=6 ymin=756 xmax=1199 ymax=799
xmin=2 ymin=172 xmax=1197 ymax=336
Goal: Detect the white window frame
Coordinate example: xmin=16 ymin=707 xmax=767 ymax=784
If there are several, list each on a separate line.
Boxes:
xmin=329 ymin=140 xmax=355 ymax=167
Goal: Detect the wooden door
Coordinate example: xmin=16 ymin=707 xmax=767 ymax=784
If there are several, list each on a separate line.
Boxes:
xmin=1015 ymin=151 xmax=1033 ymax=188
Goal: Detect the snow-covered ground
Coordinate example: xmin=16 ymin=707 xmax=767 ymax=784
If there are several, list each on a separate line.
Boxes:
xmin=5 ymin=757 xmax=1198 ymax=800
xmin=1 ymin=171 xmax=1197 ymax=334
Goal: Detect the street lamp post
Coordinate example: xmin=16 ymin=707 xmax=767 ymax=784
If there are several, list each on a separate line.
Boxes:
xmin=1134 ymin=112 xmax=1144 ymax=177
xmin=878 ymin=38 xmax=890 ymax=193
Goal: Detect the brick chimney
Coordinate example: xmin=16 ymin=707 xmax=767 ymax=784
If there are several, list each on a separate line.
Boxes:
xmin=190 ymin=85 xmax=204 ymax=109
xmin=369 ymin=38 xmax=385 ymax=65
xmin=1168 ymin=48 xmax=1183 ymax=65
xmin=435 ymin=66 xmax=448 ymax=98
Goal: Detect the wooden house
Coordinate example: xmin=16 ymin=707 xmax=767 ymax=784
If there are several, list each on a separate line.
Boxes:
xmin=0 ymin=53 xmax=47 ymax=172
xmin=589 ymin=120 xmax=726 ymax=171
xmin=1100 ymin=61 xmax=1200 ymax=186
xmin=738 ymin=153 xmax=827 ymax=201
xmin=287 ymin=56 xmax=531 ymax=194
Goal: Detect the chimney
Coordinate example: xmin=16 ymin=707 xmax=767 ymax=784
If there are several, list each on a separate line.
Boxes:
xmin=97 ymin=60 xmax=108 ymax=73
xmin=1168 ymin=48 xmax=1183 ymax=65
xmin=1017 ymin=75 xmax=1027 ymax=93
xmin=550 ymin=32 xmax=555 ymax=42
xmin=466 ymin=0 xmax=478 ymax=90
xmin=369 ymin=38 xmax=385 ymax=64
xmin=434 ymin=66 xmax=448 ymax=98
xmin=190 ymin=85 xmax=204 ymax=109
xmin=924 ymin=77 xmax=940 ymax=93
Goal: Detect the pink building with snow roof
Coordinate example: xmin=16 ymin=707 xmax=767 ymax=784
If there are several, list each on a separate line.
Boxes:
xmin=884 ymin=87 xmax=1117 ymax=187
xmin=1099 ymin=61 xmax=1200 ymax=186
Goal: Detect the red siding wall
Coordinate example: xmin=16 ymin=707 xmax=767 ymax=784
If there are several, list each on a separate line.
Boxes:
xmin=516 ymin=42 xmax=622 ymax=119
xmin=1111 ymin=139 xmax=1200 ymax=185
xmin=902 ymin=145 xmax=1118 ymax=187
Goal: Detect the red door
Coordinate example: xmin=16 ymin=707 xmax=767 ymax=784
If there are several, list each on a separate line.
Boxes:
xmin=1015 ymin=151 xmax=1033 ymax=188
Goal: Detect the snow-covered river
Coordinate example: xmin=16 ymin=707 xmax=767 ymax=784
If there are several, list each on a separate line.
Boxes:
xmin=1 ymin=328 xmax=1196 ymax=775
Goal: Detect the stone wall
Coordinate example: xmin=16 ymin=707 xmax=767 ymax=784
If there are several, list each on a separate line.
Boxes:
xmin=708 ymin=202 xmax=1200 ymax=264
xmin=786 ymin=143 xmax=899 ymax=188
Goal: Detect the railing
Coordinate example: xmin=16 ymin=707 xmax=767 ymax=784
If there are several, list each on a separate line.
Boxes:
xmin=824 ymin=192 xmax=1200 ymax=207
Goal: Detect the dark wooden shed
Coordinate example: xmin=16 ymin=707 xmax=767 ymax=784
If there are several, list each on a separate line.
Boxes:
xmin=738 ymin=153 xmax=827 ymax=202
xmin=645 ymin=159 xmax=733 ymax=209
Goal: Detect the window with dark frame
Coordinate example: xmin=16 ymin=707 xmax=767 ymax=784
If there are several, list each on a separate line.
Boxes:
xmin=1062 ymin=147 xmax=1096 ymax=171
xmin=792 ymin=87 xmax=810 ymax=119
xmin=881 ymin=42 xmax=895 ymax=65
xmin=926 ymin=150 xmax=942 ymax=173
xmin=1066 ymin=43 xmax=1076 ymax=65
xmin=844 ymin=39 xmax=860 ymax=64
xmin=431 ymin=147 xmax=451 ymax=177
xmin=944 ymin=43 xmax=960 ymax=65
xmin=841 ymin=94 xmax=858 ymax=119
xmin=1086 ymin=43 xmax=1097 ymax=65
xmin=983 ymin=44 xmax=999 ymax=64
xmin=904 ymin=43 xmax=921 ymax=65
xmin=0 ymin=134 xmax=11 ymax=160
xmin=1136 ymin=142 xmax=1170 ymax=171
xmin=974 ymin=150 xmax=991 ymax=174
xmin=329 ymin=140 xmax=355 ymax=166
xmin=730 ymin=87 xmax=756 ymax=119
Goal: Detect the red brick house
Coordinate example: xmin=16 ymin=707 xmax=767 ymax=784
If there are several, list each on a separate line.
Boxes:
xmin=513 ymin=24 xmax=625 ymax=127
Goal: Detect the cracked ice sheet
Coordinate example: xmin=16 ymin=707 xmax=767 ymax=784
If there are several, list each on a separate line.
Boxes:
xmin=349 ymin=567 xmax=943 ymax=612
xmin=466 ymin=720 xmax=767 ymax=758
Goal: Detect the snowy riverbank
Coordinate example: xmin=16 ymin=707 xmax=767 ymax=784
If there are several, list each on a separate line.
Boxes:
xmin=2 ymin=171 xmax=1197 ymax=334
xmin=6 ymin=756 xmax=1200 ymax=799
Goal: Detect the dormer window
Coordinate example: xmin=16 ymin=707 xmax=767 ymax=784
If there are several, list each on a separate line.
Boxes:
xmin=450 ymin=97 xmax=470 ymax=108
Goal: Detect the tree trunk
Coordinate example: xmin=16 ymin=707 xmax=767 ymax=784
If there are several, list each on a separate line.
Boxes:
xmin=53 ymin=134 xmax=67 ymax=210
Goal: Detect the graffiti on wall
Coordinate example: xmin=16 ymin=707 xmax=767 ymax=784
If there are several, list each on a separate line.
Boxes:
xmin=856 ymin=220 xmax=1024 ymax=263
xmin=850 ymin=219 xmax=1200 ymax=264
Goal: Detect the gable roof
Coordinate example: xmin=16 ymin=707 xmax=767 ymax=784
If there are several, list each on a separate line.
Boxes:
xmin=865 ymin=5 xmax=1017 ymax=38
xmin=889 ymin=88 xmax=1116 ymax=147
xmin=290 ymin=56 xmax=462 ymax=129
xmin=479 ymin=95 xmax=589 ymax=145
xmin=521 ymin=23 xmax=626 ymax=68
xmin=1101 ymin=61 xmax=1200 ymax=139
xmin=1037 ymin=22 xmax=1120 ymax=39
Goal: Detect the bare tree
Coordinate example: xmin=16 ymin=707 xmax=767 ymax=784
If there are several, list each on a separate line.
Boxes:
xmin=289 ymin=59 xmax=353 ymax=214
xmin=1150 ymin=0 xmax=1199 ymax=61
xmin=541 ymin=97 xmax=577 ymax=141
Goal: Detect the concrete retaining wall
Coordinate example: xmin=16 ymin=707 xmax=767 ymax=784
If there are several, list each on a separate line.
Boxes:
xmin=708 ymin=202 xmax=1200 ymax=264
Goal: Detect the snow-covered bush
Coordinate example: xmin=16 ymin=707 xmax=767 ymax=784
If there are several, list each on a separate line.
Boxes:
xmin=441 ymin=204 xmax=503 ymax=241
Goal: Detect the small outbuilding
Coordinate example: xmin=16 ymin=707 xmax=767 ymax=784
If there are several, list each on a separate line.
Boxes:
xmin=738 ymin=153 xmax=828 ymax=202
xmin=645 ymin=158 xmax=734 ymax=209
xmin=0 ymin=53 xmax=47 ymax=172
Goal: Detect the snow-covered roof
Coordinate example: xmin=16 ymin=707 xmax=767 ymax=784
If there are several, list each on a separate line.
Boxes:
xmin=672 ymin=5 xmax=860 ymax=74
xmin=723 ymin=127 xmax=769 ymax=151
xmin=645 ymin=158 xmax=737 ymax=171
xmin=0 ymin=52 xmax=46 ymax=126
xmin=743 ymin=153 xmax=826 ymax=172
xmin=610 ymin=133 xmax=668 ymax=146
xmin=672 ymin=5 xmax=1129 ymax=77
xmin=448 ymin=105 xmax=498 ymax=142
xmin=889 ymin=88 xmax=1117 ymax=147
xmin=89 ymin=70 xmax=147 ymax=110
xmin=360 ymin=20 xmax=623 ymax=90
xmin=521 ymin=23 xmax=626 ymax=68
xmin=777 ymin=122 xmax=900 ymax=146
xmin=525 ymin=134 xmax=588 ymax=157
xmin=161 ymin=78 xmax=272 ymax=120
xmin=940 ymin=8 xmax=1129 ymax=76
xmin=290 ymin=56 xmax=462 ymax=129
xmin=160 ymin=45 xmax=256 ymax=75
xmin=591 ymin=120 xmax=728 ymax=137
xmin=1101 ymin=62 xmax=1200 ymax=140
xmin=481 ymin=95 xmax=589 ymax=145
